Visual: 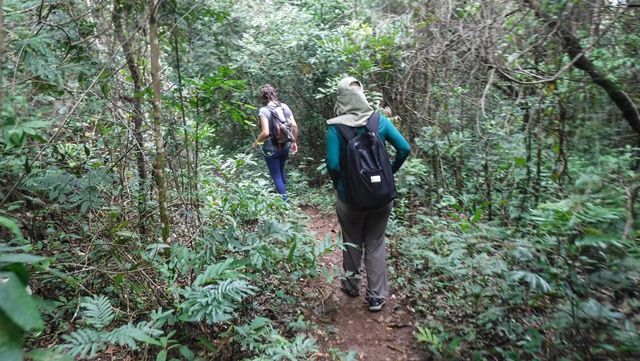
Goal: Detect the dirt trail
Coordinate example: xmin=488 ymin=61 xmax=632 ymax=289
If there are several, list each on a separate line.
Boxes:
xmin=301 ymin=206 xmax=423 ymax=361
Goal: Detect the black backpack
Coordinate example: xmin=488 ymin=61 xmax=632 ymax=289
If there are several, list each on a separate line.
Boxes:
xmin=268 ymin=105 xmax=293 ymax=144
xmin=336 ymin=112 xmax=397 ymax=210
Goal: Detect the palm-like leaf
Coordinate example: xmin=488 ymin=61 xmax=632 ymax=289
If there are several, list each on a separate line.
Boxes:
xmin=80 ymin=295 xmax=114 ymax=329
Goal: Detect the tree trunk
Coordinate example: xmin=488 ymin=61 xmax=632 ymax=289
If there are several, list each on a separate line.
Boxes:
xmin=172 ymin=24 xmax=194 ymax=209
xmin=561 ymin=32 xmax=640 ymax=135
xmin=113 ymin=0 xmax=148 ymax=235
xmin=484 ymin=140 xmax=493 ymax=221
xmin=534 ymin=122 xmax=542 ymax=205
xmin=0 ymin=0 xmax=4 ymax=105
xmin=148 ymin=0 xmax=170 ymax=241
xmin=520 ymin=108 xmax=532 ymax=214
xmin=194 ymin=96 xmax=202 ymax=226
xmin=555 ymin=98 xmax=569 ymax=189
xmin=623 ymin=185 xmax=640 ymax=240
xmin=454 ymin=152 xmax=464 ymax=196
xmin=524 ymin=0 xmax=640 ymax=135
xmin=431 ymin=148 xmax=440 ymax=213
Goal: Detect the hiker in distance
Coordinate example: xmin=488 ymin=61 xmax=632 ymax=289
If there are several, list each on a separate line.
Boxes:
xmin=253 ymin=84 xmax=299 ymax=201
xmin=325 ymin=77 xmax=410 ymax=312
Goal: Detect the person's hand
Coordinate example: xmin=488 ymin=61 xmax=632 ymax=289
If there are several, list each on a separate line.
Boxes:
xmin=291 ymin=142 xmax=298 ymax=154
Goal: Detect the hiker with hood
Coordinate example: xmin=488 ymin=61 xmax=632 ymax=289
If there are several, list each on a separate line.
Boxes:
xmin=253 ymin=84 xmax=299 ymax=201
xmin=325 ymin=77 xmax=410 ymax=312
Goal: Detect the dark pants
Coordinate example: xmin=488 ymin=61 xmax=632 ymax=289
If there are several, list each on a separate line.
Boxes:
xmin=264 ymin=146 xmax=289 ymax=200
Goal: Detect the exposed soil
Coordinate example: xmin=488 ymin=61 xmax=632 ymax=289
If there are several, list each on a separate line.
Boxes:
xmin=301 ymin=206 xmax=424 ymax=361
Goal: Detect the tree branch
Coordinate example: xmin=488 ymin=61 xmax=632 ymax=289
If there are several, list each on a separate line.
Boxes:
xmin=523 ymin=0 xmax=640 ymax=135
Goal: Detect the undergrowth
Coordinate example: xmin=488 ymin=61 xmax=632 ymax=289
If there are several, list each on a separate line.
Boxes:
xmin=2 ymin=149 xmax=327 ymax=361
xmin=391 ymin=145 xmax=640 ymax=360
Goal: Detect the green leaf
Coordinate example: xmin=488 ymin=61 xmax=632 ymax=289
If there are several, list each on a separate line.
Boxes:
xmin=251 ymin=316 xmax=271 ymax=329
xmin=80 ymin=295 xmax=115 ymax=329
xmin=287 ymin=240 xmax=297 ymax=262
xmin=0 ymin=272 xmax=44 ymax=331
xmin=24 ymin=157 xmax=31 ymax=174
xmin=0 ymin=312 xmax=24 ymax=361
xmin=471 ymin=208 xmax=484 ymax=223
xmin=156 ymin=349 xmax=167 ymax=361
xmin=0 ymin=246 xmax=30 ymax=253
xmin=27 ymin=348 xmax=74 ymax=361
xmin=20 ymin=120 xmax=51 ymax=129
xmin=510 ymin=271 xmax=551 ymax=293
xmin=128 ymin=331 xmax=161 ymax=346
xmin=1 ymin=264 xmax=29 ymax=285
xmin=578 ymin=299 xmax=623 ymax=320
xmin=179 ymin=345 xmax=195 ymax=360
xmin=5 ymin=130 xmax=26 ymax=150
xmin=0 ymin=217 xmax=23 ymax=239
xmin=0 ymin=254 xmax=46 ymax=264
xmin=114 ymin=230 xmax=139 ymax=242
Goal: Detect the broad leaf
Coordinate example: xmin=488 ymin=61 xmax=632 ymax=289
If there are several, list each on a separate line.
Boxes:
xmin=0 ymin=272 xmax=44 ymax=331
xmin=0 ymin=313 xmax=23 ymax=361
xmin=0 ymin=254 xmax=45 ymax=265
xmin=0 ymin=217 xmax=22 ymax=240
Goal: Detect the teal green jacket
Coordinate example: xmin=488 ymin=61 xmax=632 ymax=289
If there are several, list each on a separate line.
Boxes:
xmin=326 ymin=114 xmax=411 ymax=202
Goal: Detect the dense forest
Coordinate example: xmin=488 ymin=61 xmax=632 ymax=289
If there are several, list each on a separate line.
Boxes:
xmin=1 ymin=0 xmax=639 ymax=360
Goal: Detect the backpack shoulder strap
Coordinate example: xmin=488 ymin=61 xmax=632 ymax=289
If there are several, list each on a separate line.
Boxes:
xmin=264 ymin=106 xmax=279 ymax=141
xmin=335 ymin=124 xmax=357 ymax=142
xmin=281 ymin=103 xmax=292 ymax=119
xmin=365 ymin=112 xmax=381 ymax=133
xmin=269 ymin=105 xmax=286 ymax=124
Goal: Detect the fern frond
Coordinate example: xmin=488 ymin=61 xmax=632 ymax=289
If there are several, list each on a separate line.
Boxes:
xmin=58 ymin=328 xmax=105 ymax=358
xmin=194 ymin=259 xmax=241 ymax=286
xmin=510 ymin=270 xmax=552 ymax=293
xmin=214 ymin=279 xmax=255 ymax=301
xmin=180 ymin=279 xmax=256 ymax=324
xmin=80 ymin=295 xmax=115 ymax=329
xmin=106 ymin=321 xmax=163 ymax=349
xmin=57 ymin=321 xmax=163 ymax=358
xmin=263 ymin=334 xmax=318 ymax=360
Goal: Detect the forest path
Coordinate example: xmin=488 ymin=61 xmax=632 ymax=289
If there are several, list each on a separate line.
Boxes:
xmin=301 ymin=206 xmax=423 ymax=361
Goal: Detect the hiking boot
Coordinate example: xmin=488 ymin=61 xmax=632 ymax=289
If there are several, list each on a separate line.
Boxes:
xmin=340 ymin=287 xmax=359 ymax=298
xmin=367 ymin=298 xmax=386 ymax=312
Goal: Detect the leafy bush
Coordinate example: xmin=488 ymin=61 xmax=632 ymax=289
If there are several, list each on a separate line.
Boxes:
xmin=395 ymin=149 xmax=640 ymax=359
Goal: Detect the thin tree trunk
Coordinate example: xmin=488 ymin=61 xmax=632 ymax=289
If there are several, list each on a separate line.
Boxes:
xmin=484 ymin=140 xmax=493 ymax=221
xmin=563 ymin=37 xmax=640 ymax=134
xmin=149 ymin=0 xmax=170 ymax=241
xmin=534 ymin=122 xmax=542 ymax=205
xmin=167 ymin=117 xmax=184 ymax=195
xmin=113 ymin=0 xmax=147 ymax=235
xmin=431 ymin=148 xmax=440 ymax=213
xmin=555 ymin=98 xmax=569 ymax=189
xmin=623 ymin=185 xmax=640 ymax=240
xmin=0 ymin=0 xmax=4 ymax=105
xmin=521 ymin=109 xmax=531 ymax=214
xmin=194 ymin=96 xmax=202 ymax=226
xmin=455 ymin=152 xmax=464 ymax=196
xmin=173 ymin=23 xmax=194 ymax=208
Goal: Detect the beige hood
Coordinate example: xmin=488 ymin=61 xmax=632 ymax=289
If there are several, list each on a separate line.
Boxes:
xmin=326 ymin=77 xmax=374 ymax=127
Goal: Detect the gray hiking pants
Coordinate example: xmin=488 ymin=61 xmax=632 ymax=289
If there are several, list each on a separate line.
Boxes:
xmin=336 ymin=198 xmax=392 ymax=300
